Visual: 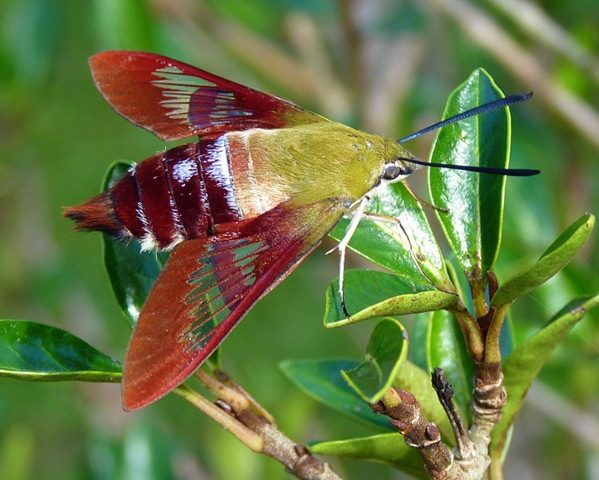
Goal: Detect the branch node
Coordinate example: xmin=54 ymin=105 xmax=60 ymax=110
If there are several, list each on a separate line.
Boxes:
xmin=373 ymin=387 xmax=457 ymax=477
xmin=214 ymin=399 xmax=234 ymax=415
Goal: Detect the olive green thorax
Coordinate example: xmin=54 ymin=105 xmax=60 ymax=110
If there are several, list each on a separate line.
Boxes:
xmin=242 ymin=122 xmax=416 ymax=206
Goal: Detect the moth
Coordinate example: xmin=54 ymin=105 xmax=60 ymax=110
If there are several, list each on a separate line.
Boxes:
xmin=65 ymin=51 xmax=536 ymax=410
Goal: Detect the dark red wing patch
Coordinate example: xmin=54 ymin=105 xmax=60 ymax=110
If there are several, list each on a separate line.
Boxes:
xmin=122 ymin=198 xmax=347 ymax=410
xmin=90 ymin=51 xmax=326 ymax=141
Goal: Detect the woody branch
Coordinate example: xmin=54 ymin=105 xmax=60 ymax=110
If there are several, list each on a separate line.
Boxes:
xmin=178 ymin=368 xmax=343 ymax=480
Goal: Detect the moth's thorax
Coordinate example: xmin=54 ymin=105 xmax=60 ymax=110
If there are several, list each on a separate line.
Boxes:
xmin=227 ymin=123 xmax=393 ymax=208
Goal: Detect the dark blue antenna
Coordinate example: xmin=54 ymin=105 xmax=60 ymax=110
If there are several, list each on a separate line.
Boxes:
xmin=398 ymin=92 xmax=539 ymax=177
xmin=398 ymin=92 xmax=533 ymax=143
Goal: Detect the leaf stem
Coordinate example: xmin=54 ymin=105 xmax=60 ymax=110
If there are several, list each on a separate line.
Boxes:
xmin=484 ymin=302 xmax=510 ymax=363
xmin=488 ymin=450 xmax=505 ymax=480
xmin=452 ymin=304 xmax=484 ymax=361
xmin=471 ymin=278 xmax=488 ymax=319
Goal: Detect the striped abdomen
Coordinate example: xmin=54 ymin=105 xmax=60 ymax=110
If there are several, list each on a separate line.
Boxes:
xmin=65 ymin=134 xmax=283 ymax=250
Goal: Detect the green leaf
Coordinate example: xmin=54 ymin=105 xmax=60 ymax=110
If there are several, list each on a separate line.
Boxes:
xmin=422 ymin=310 xmax=474 ymax=418
xmin=0 ymin=320 xmax=122 ymax=382
xmin=491 ymin=293 xmax=599 ymax=454
xmin=310 ymin=434 xmax=426 ymax=479
xmin=280 ymin=359 xmax=392 ymax=430
xmin=102 ymin=162 xmax=164 ymax=327
xmin=492 ymin=213 xmax=595 ymax=308
xmin=330 ymin=182 xmax=452 ymax=290
xmin=429 ymin=69 xmax=511 ymax=282
xmin=341 ymin=318 xmax=408 ymax=403
xmin=324 ymin=270 xmax=457 ymax=327
xmin=408 ymin=313 xmax=429 ymax=370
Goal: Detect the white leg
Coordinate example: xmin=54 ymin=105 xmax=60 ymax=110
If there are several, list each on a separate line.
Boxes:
xmin=362 ymin=212 xmax=435 ymax=287
xmin=329 ymin=196 xmax=369 ymax=318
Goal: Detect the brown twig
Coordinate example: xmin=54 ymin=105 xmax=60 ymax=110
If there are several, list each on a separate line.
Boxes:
xmin=372 ymin=387 xmax=461 ymax=479
xmin=373 ymin=363 xmax=508 ymax=480
xmin=471 ymin=363 xmax=506 ymax=454
xmin=174 ymin=385 xmax=264 ymax=452
xmin=192 ymin=369 xmax=344 ymax=480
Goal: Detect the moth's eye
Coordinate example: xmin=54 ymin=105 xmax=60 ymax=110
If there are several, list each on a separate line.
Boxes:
xmin=382 ymin=164 xmax=403 ymax=180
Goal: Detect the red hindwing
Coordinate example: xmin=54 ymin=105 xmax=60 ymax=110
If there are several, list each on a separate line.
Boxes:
xmin=122 ymin=198 xmax=347 ymax=410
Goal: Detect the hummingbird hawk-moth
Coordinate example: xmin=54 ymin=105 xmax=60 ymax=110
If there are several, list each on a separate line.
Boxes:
xmin=65 ymin=51 xmax=536 ymax=410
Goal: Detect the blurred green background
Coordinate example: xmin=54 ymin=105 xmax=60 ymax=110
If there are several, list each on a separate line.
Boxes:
xmin=1 ymin=0 xmax=597 ymax=479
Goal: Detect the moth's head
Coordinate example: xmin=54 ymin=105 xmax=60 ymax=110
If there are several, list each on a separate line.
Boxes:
xmin=379 ymin=160 xmax=414 ymax=184
xmin=378 ymin=140 xmax=419 ymax=185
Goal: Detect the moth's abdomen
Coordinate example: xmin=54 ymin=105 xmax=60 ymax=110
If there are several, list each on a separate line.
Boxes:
xmin=65 ymin=139 xmax=245 ymax=250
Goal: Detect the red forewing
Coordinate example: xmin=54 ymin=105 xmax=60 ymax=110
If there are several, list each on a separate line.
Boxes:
xmin=122 ymin=198 xmax=348 ymax=410
xmin=90 ymin=51 xmax=327 ymax=141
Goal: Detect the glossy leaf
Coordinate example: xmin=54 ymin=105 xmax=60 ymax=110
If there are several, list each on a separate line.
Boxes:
xmin=492 ymin=213 xmax=595 ymax=308
xmin=324 ymin=269 xmax=457 ymax=327
xmin=310 ymin=434 xmax=426 ymax=479
xmin=330 ymin=181 xmax=452 ymax=290
xmin=491 ymin=293 xmax=599 ymax=454
xmin=445 ymin=255 xmax=472 ymax=311
xmin=102 ymin=161 xmax=164 ymax=327
xmin=429 ymin=69 xmax=510 ymax=281
xmin=499 ymin=314 xmax=515 ymax=359
xmin=280 ymin=359 xmax=392 ymax=430
xmin=341 ymin=318 xmax=408 ymax=403
xmin=408 ymin=313 xmax=429 ymax=370
xmin=0 ymin=320 xmax=121 ymax=382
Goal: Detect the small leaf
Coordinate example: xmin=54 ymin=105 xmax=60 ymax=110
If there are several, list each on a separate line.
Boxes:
xmin=330 ymin=182 xmax=452 ymax=290
xmin=102 ymin=162 xmax=164 ymax=327
xmin=429 ymin=69 xmax=511 ymax=282
xmin=424 ymin=310 xmax=474 ymax=418
xmin=0 ymin=320 xmax=122 ymax=382
xmin=280 ymin=359 xmax=392 ymax=430
xmin=491 ymin=293 xmax=599 ymax=454
xmin=341 ymin=318 xmax=408 ymax=403
xmin=492 ymin=213 xmax=595 ymax=308
xmin=310 ymin=434 xmax=426 ymax=479
xmin=324 ymin=270 xmax=457 ymax=328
